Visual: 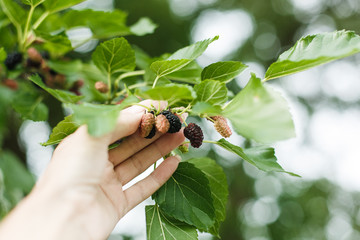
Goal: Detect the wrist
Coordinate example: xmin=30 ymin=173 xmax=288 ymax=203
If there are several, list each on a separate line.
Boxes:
xmin=0 ymin=185 xmax=87 ymax=240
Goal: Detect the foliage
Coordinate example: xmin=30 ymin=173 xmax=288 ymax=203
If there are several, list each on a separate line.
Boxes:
xmin=0 ymin=1 xmax=360 ymax=239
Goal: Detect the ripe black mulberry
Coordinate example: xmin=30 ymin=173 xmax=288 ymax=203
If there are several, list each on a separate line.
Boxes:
xmin=145 ymin=126 xmax=156 ymax=139
xmin=184 ymin=123 xmax=204 ymax=148
xmin=160 ymin=110 xmax=181 ymax=133
xmin=5 ymin=52 xmax=23 ymax=70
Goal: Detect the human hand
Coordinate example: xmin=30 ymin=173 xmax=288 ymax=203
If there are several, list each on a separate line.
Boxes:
xmin=0 ymin=100 xmax=186 ymax=240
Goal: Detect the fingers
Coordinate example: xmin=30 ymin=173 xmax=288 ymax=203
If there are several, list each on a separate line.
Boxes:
xmin=108 ymin=106 xmax=189 ymax=166
xmin=123 ymin=155 xmax=181 ymax=213
xmin=108 ymin=131 xmax=162 ymax=166
xmin=108 ymin=100 xmax=168 ymax=144
xmin=114 ymin=131 xmax=185 ymax=185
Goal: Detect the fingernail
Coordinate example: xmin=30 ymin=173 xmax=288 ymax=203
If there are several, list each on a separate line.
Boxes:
xmin=124 ymin=105 xmax=146 ymax=114
xmin=174 ymin=155 xmax=182 ymax=162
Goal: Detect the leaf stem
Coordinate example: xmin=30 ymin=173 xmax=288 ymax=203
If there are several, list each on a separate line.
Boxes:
xmin=107 ymin=72 xmax=112 ymax=103
xmin=32 ymin=11 xmax=49 ymax=30
xmin=206 ymin=116 xmax=215 ymax=123
xmin=203 ymin=140 xmax=218 ymax=144
xmin=152 ymin=75 xmax=160 ymax=88
xmin=22 ymin=5 xmax=35 ymax=51
xmin=178 ymin=115 xmax=187 ymax=127
xmin=114 ymin=70 xmax=145 ymax=91
xmin=179 ymin=104 xmax=192 ymax=115
xmin=130 ymin=103 xmax=151 ymax=111
xmin=29 ymin=95 xmax=44 ymax=114
xmin=184 ymin=140 xmax=218 ymax=145
xmin=115 ymin=82 xmax=148 ymax=98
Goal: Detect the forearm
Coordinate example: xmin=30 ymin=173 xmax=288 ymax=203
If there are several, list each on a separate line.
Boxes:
xmin=0 ymin=187 xmax=87 ymax=240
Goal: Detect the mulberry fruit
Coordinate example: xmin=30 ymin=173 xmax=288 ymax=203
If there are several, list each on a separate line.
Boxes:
xmin=2 ymin=79 xmax=18 ymax=90
xmin=155 ymin=114 xmax=170 ymax=133
xmin=27 ymin=47 xmax=43 ymax=65
xmin=5 ymin=52 xmax=23 ymax=70
xmin=145 ymin=126 xmax=156 ymax=139
xmin=140 ymin=112 xmax=155 ymax=138
xmin=211 ymin=116 xmax=232 ymax=138
xmin=95 ymin=81 xmax=109 ymax=93
xmin=69 ymin=80 xmax=84 ymax=96
xmin=161 ymin=110 xmax=181 ymax=133
xmin=184 ymin=123 xmax=204 ymax=148
xmin=178 ymin=143 xmax=189 ymax=153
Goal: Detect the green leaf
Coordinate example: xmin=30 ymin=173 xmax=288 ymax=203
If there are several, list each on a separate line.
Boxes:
xmin=265 ymin=30 xmax=360 ymax=80
xmin=34 ymin=30 xmax=73 ymax=57
xmin=92 ymin=38 xmax=136 ymax=75
xmin=150 ymin=36 xmax=219 ymax=77
xmin=41 ymin=115 xmax=79 ymax=146
xmin=0 ymin=152 xmax=35 ymax=213
xmin=153 ymin=162 xmax=215 ymax=231
xmin=150 ymin=59 xmax=191 ymax=78
xmin=35 ymin=11 xmax=63 ymax=32
xmin=47 ymin=59 xmax=83 ymax=75
xmin=134 ymin=46 xmax=153 ymax=69
xmin=79 ymin=63 xmax=107 ymax=102
xmin=187 ymin=158 xmax=228 ymax=236
xmin=29 ymin=75 xmax=83 ymax=103
xmin=22 ymin=0 xmax=44 ymax=6
xmin=44 ymin=0 xmax=86 ymax=13
xmin=191 ymin=102 xmax=222 ymax=116
xmin=201 ymin=61 xmax=247 ymax=83
xmin=130 ymin=17 xmax=157 ymax=36
xmin=216 ymin=138 xmax=299 ymax=177
xmin=146 ymin=205 xmax=198 ymax=240
xmin=166 ymin=61 xmax=202 ymax=84
xmin=136 ymin=84 xmax=196 ymax=105
xmin=0 ymin=48 xmax=6 ymax=62
xmin=63 ymin=9 xmax=130 ymax=39
xmin=0 ymin=0 xmax=26 ymax=26
xmin=194 ymin=79 xmax=227 ymax=105
xmin=169 ymin=36 xmax=219 ymax=60
xmin=0 ymin=151 xmax=35 ymax=195
xmin=223 ymin=74 xmax=295 ymax=143
xmin=67 ymin=95 xmax=139 ymax=137
xmin=12 ymin=89 xmax=48 ymax=121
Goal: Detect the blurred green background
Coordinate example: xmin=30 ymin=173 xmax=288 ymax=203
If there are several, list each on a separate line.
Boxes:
xmin=109 ymin=0 xmax=360 ymax=239
xmin=1 ymin=0 xmax=360 ymax=239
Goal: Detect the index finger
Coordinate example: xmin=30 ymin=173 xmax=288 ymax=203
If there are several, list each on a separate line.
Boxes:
xmin=108 ymin=100 xmax=168 ymax=144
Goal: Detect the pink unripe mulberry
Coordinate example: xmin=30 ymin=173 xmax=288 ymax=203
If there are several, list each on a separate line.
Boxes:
xmin=140 ymin=113 xmax=155 ymax=138
xmin=27 ymin=47 xmax=43 ymax=63
xmin=95 ymin=81 xmax=109 ymax=93
xmin=211 ymin=116 xmax=232 ymax=138
xmin=155 ymin=114 xmax=170 ymax=133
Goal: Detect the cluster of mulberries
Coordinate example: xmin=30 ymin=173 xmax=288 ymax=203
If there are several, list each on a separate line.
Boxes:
xmin=138 ymin=111 xmax=230 ymax=150
xmin=139 ymin=110 xmax=182 ymax=139
xmin=3 ymin=48 xmax=84 ymax=94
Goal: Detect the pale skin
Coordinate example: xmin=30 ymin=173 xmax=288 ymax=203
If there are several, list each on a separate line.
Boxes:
xmin=0 ymin=100 xmax=186 ymax=240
